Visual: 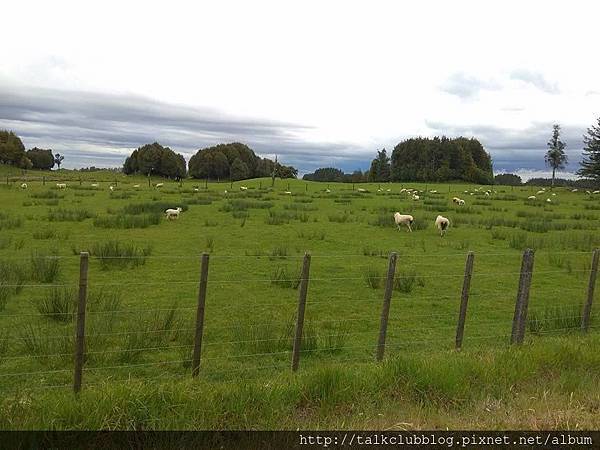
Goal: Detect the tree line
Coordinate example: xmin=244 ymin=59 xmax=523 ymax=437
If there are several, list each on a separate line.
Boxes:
xmin=0 ymin=130 xmax=65 ymax=170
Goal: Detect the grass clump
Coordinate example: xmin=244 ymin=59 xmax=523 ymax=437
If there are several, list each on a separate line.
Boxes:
xmin=528 ymin=305 xmax=585 ymax=334
xmin=270 ymin=267 xmax=301 ymax=289
xmin=91 ymin=241 xmax=152 ymax=270
xmin=30 ymin=251 xmax=61 ymax=283
xmin=93 ymin=213 xmax=161 ymax=229
xmin=363 ymin=267 xmax=382 ymax=289
xmin=47 ymin=208 xmax=96 ymax=222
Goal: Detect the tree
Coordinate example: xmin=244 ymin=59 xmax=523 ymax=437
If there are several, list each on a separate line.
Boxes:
xmin=577 ymin=116 xmax=600 ymax=185
xmin=302 ymin=168 xmax=344 ymax=182
xmin=494 ymin=173 xmax=522 ymax=185
xmin=368 ymin=149 xmax=390 ymax=182
xmin=0 ymin=130 xmax=27 ymax=167
xmin=123 ymin=142 xmax=186 ymax=178
xmin=230 ymin=157 xmax=249 ymax=181
xmin=545 ymin=124 xmax=568 ymax=188
xmin=26 ymin=148 xmax=55 ymax=170
xmin=54 ymin=153 xmax=65 ymax=170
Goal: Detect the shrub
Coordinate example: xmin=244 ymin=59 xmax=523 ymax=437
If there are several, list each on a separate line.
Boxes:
xmin=30 ymin=251 xmax=61 ymax=283
xmin=35 ymin=287 xmax=76 ymax=322
xmin=394 ymin=269 xmax=424 ymax=293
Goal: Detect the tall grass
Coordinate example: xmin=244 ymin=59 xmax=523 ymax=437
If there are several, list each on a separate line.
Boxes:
xmin=35 ymin=287 xmax=76 ymax=322
xmin=363 ymin=267 xmax=382 ymax=289
xmin=528 ymin=305 xmax=584 ymax=334
xmin=93 ymin=213 xmax=161 ymax=229
xmin=30 ymin=251 xmax=61 ymax=283
xmin=270 ymin=267 xmax=301 ymax=289
xmin=47 ymin=208 xmax=96 ymax=222
xmin=393 ymin=268 xmax=425 ymax=293
xmin=91 ymin=241 xmax=152 ymax=270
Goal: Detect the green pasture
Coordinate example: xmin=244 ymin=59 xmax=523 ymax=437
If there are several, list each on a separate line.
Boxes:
xmin=0 ymin=168 xmax=599 ymax=428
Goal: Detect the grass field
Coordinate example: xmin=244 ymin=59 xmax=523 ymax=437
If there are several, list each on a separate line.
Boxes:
xmin=0 ymin=166 xmax=599 ymax=429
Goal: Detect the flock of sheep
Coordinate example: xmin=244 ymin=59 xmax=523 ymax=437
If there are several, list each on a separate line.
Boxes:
xmin=15 ymin=181 xmax=600 ymax=234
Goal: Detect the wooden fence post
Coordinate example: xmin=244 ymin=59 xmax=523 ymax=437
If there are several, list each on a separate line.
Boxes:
xmin=191 ymin=253 xmax=210 ymax=377
xmin=376 ymin=252 xmax=398 ymax=361
xmin=455 ymin=251 xmax=475 ymax=350
xmin=581 ymin=249 xmax=600 ymax=332
xmin=291 ymin=253 xmax=311 ymax=371
xmin=511 ymin=249 xmax=535 ymax=344
xmin=73 ymin=252 xmax=89 ymax=393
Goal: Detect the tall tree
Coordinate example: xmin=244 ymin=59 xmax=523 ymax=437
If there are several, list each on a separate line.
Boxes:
xmin=0 ymin=130 xmax=27 ymax=167
xmin=54 ymin=153 xmax=65 ymax=170
xmin=545 ymin=124 xmax=568 ymax=188
xmin=368 ymin=149 xmax=390 ymax=182
xmin=577 ymin=116 xmax=600 ymax=185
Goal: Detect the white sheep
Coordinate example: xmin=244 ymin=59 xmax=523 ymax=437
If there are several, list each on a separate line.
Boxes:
xmin=527 ymin=195 xmax=537 ymax=200
xmin=91 ymin=183 xmax=99 ymax=188
xmin=458 ymin=199 xmax=465 ymax=206
xmin=551 ymin=193 xmax=556 ymax=196
xmin=452 ymin=197 xmax=461 ymax=204
xmin=155 ymin=183 xmax=164 ymax=188
xmin=430 ymin=190 xmax=438 ymax=193
xmin=325 ymin=189 xmax=331 ymax=193
xmin=412 ymin=194 xmax=420 ymax=201
xmin=586 ymin=190 xmax=592 ymax=195
xmin=594 ymin=190 xmax=600 ymax=194
xmin=536 ymin=190 xmax=545 ymax=195
xmin=20 ymin=183 xmax=28 ymax=189
xmin=546 ymin=198 xmax=552 ymax=203
xmin=394 ymin=212 xmax=414 ymax=232
xmin=572 ymin=189 xmax=578 ymax=192
xmin=357 ymin=188 xmax=367 ymax=193
xmin=435 ymin=215 xmax=450 ymax=237
xmin=165 ymin=207 xmax=182 ymax=220
xmin=109 ymin=185 xmax=115 ymax=191
xmin=56 ymin=183 xmax=66 ymax=189
xmin=284 ymin=191 xmax=292 ymax=194
xmin=240 ymin=186 xmax=248 ymax=191
xmin=132 ymin=184 xmax=139 ymax=188
xmin=193 ymin=187 xmax=199 ymax=192
xmin=386 ymin=188 xmax=391 ymax=192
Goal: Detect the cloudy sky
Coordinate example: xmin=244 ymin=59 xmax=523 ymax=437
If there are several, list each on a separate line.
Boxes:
xmin=1 ymin=0 xmax=599 ymax=179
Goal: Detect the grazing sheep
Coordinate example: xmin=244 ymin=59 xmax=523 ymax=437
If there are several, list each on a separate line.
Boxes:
xmin=224 ymin=190 xmax=228 ymax=194
xmin=546 ymin=198 xmax=552 ymax=203
xmin=399 ymin=188 xmax=407 ymax=193
xmin=240 ymin=186 xmax=248 ymax=191
xmin=458 ymin=199 xmax=465 ymax=206
xmin=572 ymin=188 xmax=578 ymax=192
xmin=20 ymin=183 xmax=27 ymax=189
xmin=193 ymin=187 xmax=199 ymax=192
xmin=536 ymin=190 xmax=545 ymax=195
xmin=91 ymin=183 xmax=99 ymax=188
xmin=586 ymin=190 xmax=592 ymax=195
xmin=56 ymin=183 xmax=66 ymax=189
xmin=357 ymin=188 xmax=367 ymax=193
xmin=394 ymin=212 xmax=414 ymax=232
xmin=284 ymin=191 xmax=292 ymax=194
xmin=109 ymin=185 xmax=115 ymax=191
xmin=528 ymin=195 xmax=537 ymax=200
xmin=412 ymin=194 xmax=420 ymax=201
xmin=594 ymin=190 xmax=600 ymax=194
xmin=452 ymin=197 xmax=461 ymax=204
xmin=430 ymin=190 xmax=438 ymax=193
xmin=325 ymin=189 xmax=331 ymax=193
xmin=132 ymin=184 xmax=139 ymax=188
xmin=165 ymin=207 xmax=182 ymax=220
xmin=552 ymin=193 xmax=556 ymax=196
xmin=435 ymin=215 xmax=450 ymax=237
xmin=386 ymin=188 xmax=391 ymax=192
xmin=155 ymin=183 xmax=164 ymax=188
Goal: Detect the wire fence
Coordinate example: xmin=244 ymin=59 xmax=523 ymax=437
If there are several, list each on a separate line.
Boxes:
xmin=0 ymin=248 xmax=598 ymax=393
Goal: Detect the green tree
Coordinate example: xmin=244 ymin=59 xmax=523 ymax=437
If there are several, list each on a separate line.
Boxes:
xmin=123 ymin=142 xmax=186 ymax=178
xmin=494 ymin=173 xmax=522 ymax=185
xmin=577 ymin=116 xmax=600 ymax=185
xmin=230 ymin=157 xmax=249 ymax=181
xmin=0 ymin=130 xmax=27 ymax=166
xmin=54 ymin=153 xmax=65 ymax=170
xmin=368 ymin=149 xmax=390 ymax=182
xmin=26 ymin=148 xmax=55 ymax=170
xmin=545 ymin=124 xmax=568 ymax=188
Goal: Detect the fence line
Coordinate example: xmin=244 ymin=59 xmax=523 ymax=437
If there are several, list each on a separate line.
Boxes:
xmin=0 ymin=248 xmax=598 ymax=393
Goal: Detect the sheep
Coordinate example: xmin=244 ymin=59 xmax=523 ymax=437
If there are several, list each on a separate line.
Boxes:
xmin=399 ymin=188 xmax=407 ymax=193
xmin=20 ymin=183 xmax=27 ymax=189
xmin=484 ymin=191 xmax=490 ymax=196
xmin=452 ymin=197 xmax=461 ymax=204
xmin=546 ymin=198 xmax=552 ymax=203
xmin=386 ymin=188 xmax=391 ymax=192
xmin=528 ymin=195 xmax=537 ymax=200
xmin=458 ymin=199 xmax=465 ymax=206
xmin=193 ymin=187 xmax=199 ymax=192
xmin=435 ymin=215 xmax=450 ymax=237
xmin=91 ymin=183 xmax=99 ymax=188
xmin=536 ymin=190 xmax=545 ymax=195
xmin=56 ymin=183 xmax=66 ymax=189
xmin=551 ymin=193 xmax=556 ymax=196
xmin=325 ymin=189 xmax=331 ymax=193
xmin=165 ymin=207 xmax=182 ymax=220
xmin=586 ymin=190 xmax=592 ymax=195
xmin=572 ymin=189 xmax=578 ymax=192
xmin=357 ymin=188 xmax=367 ymax=193
xmin=594 ymin=190 xmax=600 ymax=194
xmin=109 ymin=185 xmax=115 ymax=191
xmin=239 ymin=186 xmax=248 ymax=191
xmin=284 ymin=191 xmax=292 ymax=194
xmin=132 ymin=184 xmax=139 ymax=188
xmin=429 ymin=190 xmax=437 ymax=193
xmin=155 ymin=183 xmax=164 ymax=188
xmin=412 ymin=194 xmax=420 ymax=201
xmin=394 ymin=212 xmax=414 ymax=232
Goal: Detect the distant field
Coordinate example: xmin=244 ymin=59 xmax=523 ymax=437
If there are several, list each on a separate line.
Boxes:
xmin=0 ymin=169 xmax=599 ymax=429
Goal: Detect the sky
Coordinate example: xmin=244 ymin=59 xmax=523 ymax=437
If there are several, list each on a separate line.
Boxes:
xmin=0 ymin=0 xmax=599 ymax=180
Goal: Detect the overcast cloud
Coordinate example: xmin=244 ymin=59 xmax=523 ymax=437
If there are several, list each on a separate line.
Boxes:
xmin=0 ymin=0 xmax=598 ymax=178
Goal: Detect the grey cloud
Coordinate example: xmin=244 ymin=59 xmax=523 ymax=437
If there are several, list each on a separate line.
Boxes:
xmin=439 ymin=72 xmax=501 ymax=100
xmin=510 ymin=69 xmax=560 ymax=94
xmin=0 ymin=84 xmax=368 ymax=170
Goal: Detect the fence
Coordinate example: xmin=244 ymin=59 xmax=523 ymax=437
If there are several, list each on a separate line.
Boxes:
xmin=0 ymin=248 xmax=598 ymax=393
